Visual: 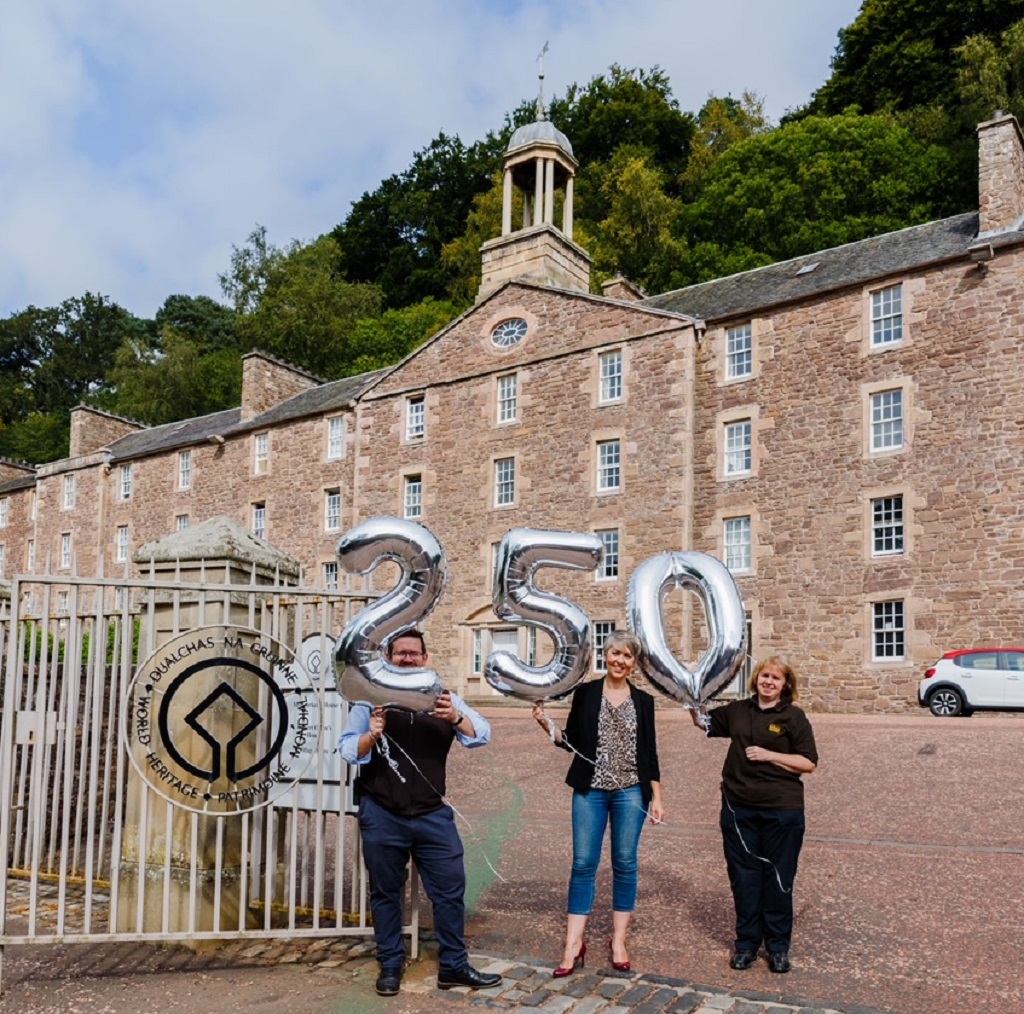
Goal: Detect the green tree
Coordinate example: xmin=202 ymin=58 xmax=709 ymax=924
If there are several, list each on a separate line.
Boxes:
xmin=577 ymin=146 xmax=688 ymax=293
xmin=440 ymin=175 xmax=506 ymax=303
xmin=235 ymin=235 xmax=382 ymax=377
xmin=331 ymin=133 xmax=503 ymax=309
xmin=682 ymin=93 xmax=771 ymax=199
xmin=0 ymin=294 xmax=149 ymax=461
xmin=0 ymin=412 xmax=69 ymax=464
xmin=218 ymin=225 xmax=285 ymax=316
xmin=23 ymin=294 xmax=149 ymax=415
xmin=679 ymin=110 xmax=957 ymax=282
xmin=549 ymin=65 xmax=695 ymax=201
xmin=154 ymin=294 xmax=239 ymax=351
xmin=104 ymin=330 xmax=242 ymax=426
xmin=956 ymin=18 xmax=1024 ymax=123
xmin=809 ymin=0 xmax=1024 ymax=116
xmin=346 ymin=298 xmax=466 ymax=374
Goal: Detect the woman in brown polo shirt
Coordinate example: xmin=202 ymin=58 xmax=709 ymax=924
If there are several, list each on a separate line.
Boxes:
xmin=693 ymin=655 xmax=817 ymax=974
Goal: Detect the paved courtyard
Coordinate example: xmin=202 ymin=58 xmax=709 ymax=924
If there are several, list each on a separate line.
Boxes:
xmin=2 ymin=708 xmax=1022 ymax=1014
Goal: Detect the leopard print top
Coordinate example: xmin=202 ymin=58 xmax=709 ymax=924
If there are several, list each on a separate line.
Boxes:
xmin=590 ymin=693 xmax=639 ymax=791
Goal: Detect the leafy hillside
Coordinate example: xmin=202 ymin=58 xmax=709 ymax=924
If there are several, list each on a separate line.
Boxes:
xmin=5 ymin=2 xmax=1024 ymax=464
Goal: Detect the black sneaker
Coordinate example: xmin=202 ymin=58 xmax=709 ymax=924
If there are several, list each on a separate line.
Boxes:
xmin=375 ymin=968 xmax=403 ymax=996
xmin=768 ymin=951 xmax=791 ymax=973
xmin=729 ymin=950 xmax=757 ymax=970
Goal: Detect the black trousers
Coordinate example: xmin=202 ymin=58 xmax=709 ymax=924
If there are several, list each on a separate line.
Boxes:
xmin=720 ymin=796 xmax=805 ymax=954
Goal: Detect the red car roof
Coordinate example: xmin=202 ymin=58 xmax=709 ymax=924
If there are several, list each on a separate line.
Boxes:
xmin=942 ymin=647 xmax=1024 ymax=658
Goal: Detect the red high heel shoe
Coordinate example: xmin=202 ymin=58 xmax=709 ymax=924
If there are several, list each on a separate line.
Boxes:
xmin=552 ymin=941 xmax=586 ymax=978
xmin=609 ymin=939 xmax=631 ymax=972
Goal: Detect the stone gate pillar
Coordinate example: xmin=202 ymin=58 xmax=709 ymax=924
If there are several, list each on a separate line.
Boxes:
xmin=116 ymin=516 xmax=301 ymax=935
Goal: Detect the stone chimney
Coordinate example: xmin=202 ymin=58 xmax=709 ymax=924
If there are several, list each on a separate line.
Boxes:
xmin=977 ymin=112 xmax=1024 ymax=236
xmin=601 ymin=276 xmax=647 ymax=302
xmin=69 ymin=406 xmax=145 ymax=458
xmin=240 ymin=352 xmax=320 ymax=422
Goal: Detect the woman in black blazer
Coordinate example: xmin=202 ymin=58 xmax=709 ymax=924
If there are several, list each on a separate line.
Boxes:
xmin=533 ymin=631 xmax=663 ymax=976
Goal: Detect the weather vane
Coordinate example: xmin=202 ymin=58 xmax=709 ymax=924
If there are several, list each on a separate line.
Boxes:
xmin=536 ymin=41 xmax=549 ymax=120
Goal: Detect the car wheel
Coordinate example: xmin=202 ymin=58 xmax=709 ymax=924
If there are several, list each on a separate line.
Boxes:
xmin=928 ymin=688 xmax=964 ymax=717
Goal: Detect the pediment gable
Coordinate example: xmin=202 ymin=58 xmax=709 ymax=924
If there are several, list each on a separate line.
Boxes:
xmin=365 ymin=282 xmax=695 ymax=398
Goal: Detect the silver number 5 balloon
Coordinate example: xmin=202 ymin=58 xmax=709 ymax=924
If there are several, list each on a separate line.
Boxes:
xmin=333 ymin=517 xmax=445 ymax=711
xmin=627 ymin=551 xmax=746 ymax=711
xmin=485 ymin=528 xmax=604 ymax=700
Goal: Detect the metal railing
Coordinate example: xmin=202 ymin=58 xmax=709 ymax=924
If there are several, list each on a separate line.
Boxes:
xmin=0 ymin=568 xmax=417 ymax=988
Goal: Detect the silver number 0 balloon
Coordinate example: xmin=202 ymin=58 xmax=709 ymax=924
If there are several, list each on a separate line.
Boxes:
xmin=627 ymin=551 xmax=747 ymax=713
xmin=485 ymin=528 xmax=604 ymax=700
xmin=333 ymin=517 xmax=446 ymax=710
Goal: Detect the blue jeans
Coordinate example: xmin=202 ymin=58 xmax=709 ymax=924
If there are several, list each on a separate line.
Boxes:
xmin=358 ymin=795 xmax=468 ymax=974
xmin=567 ymin=785 xmax=646 ymax=915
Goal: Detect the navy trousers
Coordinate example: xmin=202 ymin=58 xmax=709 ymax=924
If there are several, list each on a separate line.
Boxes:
xmin=358 ymin=794 xmax=469 ymax=973
xmin=720 ymin=797 xmax=805 ymax=955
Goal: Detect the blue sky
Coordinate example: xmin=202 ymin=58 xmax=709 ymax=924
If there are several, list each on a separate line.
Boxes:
xmin=0 ymin=0 xmax=863 ymax=319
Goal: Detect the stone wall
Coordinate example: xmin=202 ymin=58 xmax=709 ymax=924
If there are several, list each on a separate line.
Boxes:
xmin=478 ymin=228 xmax=592 ymax=300
xmin=692 ymin=251 xmax=1024 ymax=712
xmin=358 ymin=283 xmax=696 ymax=687
xmin=104 ymin=413 xmax=357 ymax=584
xmin=6 ymin=122 xmax=1024 ymax=712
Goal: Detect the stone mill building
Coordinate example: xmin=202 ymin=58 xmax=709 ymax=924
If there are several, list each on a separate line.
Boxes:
xmin=3 ymin=110 xmax=1024 ymax=713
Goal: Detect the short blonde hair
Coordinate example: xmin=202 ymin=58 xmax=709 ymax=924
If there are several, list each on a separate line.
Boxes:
xmin=748 ymin=655 xmax=799 ymax=702
xmin=603 ymin=630 xmax=644 ymax=664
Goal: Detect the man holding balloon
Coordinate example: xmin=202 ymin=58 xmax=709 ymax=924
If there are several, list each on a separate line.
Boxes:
xmin=339 ymin=631 xmax=502 ymax=997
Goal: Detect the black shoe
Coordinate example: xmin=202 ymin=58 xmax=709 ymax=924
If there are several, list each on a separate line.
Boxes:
xmin=375 ymin=969 xmax=403 ymax=996
xmin=729 ymin=950 xmax=757 ymax=970
xmin=437 ymin=965 xmax=502 ymax=990
xmin=768 ymin=951 xmax=791 ymax=973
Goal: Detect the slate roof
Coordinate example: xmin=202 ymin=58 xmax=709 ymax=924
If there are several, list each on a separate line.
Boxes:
xmin=0 ymin=474 xmax=37 ymax=495
xmin=641 ymin=212 xmax=1006 ymax=323
xmin=106 ymin=407 xmax=241 ymax=462
xmin=234 ymin=368 xmax=387 ymax=430
xmin=105 ymin=369 xmax=386 ymax=463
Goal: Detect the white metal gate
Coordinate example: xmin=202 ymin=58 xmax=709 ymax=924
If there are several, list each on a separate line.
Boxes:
xmin=0 ymin=567 xmax=416 ymax=987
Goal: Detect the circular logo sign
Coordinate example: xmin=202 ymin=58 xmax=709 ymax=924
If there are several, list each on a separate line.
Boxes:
xmin=124 ymin=626 xmax=320 ymax=814
xmin=299 ymin=632 xmax=336 ymax=688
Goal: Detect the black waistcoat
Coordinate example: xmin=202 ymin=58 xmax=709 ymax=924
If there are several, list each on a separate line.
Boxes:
xmin=358 ymin=709 xmax=456 ymax=817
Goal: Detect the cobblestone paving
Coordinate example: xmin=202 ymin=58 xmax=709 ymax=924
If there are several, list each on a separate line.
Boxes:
xmin=4 ymin=877 xmax=887 ymax=1012
xmin=210 ymin=936 xmax=892 ymax=1014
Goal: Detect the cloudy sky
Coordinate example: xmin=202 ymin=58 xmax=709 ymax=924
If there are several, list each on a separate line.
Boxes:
xmin=0 ymin=0 xmax=864 ymax=320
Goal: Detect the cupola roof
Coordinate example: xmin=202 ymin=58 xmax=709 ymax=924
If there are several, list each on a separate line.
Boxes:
xmin=506 ymin=118 xmax=574 ymax=158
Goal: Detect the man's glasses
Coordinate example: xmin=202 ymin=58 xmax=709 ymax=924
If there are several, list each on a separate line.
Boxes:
xmin=390 ymin=651 xmax=425 ymax=661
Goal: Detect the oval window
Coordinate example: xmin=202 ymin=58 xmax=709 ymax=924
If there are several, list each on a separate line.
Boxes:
xmin=490 ymin=318 xmax=528 ymax=348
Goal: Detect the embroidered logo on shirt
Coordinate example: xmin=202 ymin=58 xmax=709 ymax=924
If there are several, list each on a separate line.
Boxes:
xmin=768 ymin=723 xmax=782 ymax=734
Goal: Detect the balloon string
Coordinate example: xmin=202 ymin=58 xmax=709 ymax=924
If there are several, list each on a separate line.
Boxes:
xmin=541 ymin=716 xmax=663 ymax=826
xmin=720 ymin=791 xmax=793 ymax=895
xmin=374 ymin=732 xmax=508 ymax=885
xmin=376 ymin=732 xmax=407 ymax=783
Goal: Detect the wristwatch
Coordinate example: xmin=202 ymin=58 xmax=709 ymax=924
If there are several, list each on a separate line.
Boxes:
xmin=452 ymin=711 xmax=463 ymax=727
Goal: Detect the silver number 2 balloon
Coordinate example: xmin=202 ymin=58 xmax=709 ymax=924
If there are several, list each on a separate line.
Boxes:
xmin=333 ymin=517 xmax=446 ymax=710
xmin=627 ymin=551 xmax=746 ymax=712
xmin=485 ymin=528 xmax=604 ymax=700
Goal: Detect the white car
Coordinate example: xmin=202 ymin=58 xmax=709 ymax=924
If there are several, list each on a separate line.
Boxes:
xmin=918 ymin=648 xmax=1024 ymax=717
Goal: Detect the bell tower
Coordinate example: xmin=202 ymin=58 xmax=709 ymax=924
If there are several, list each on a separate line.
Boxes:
xmin=478 ymin=49 xmax=592 ymax=300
